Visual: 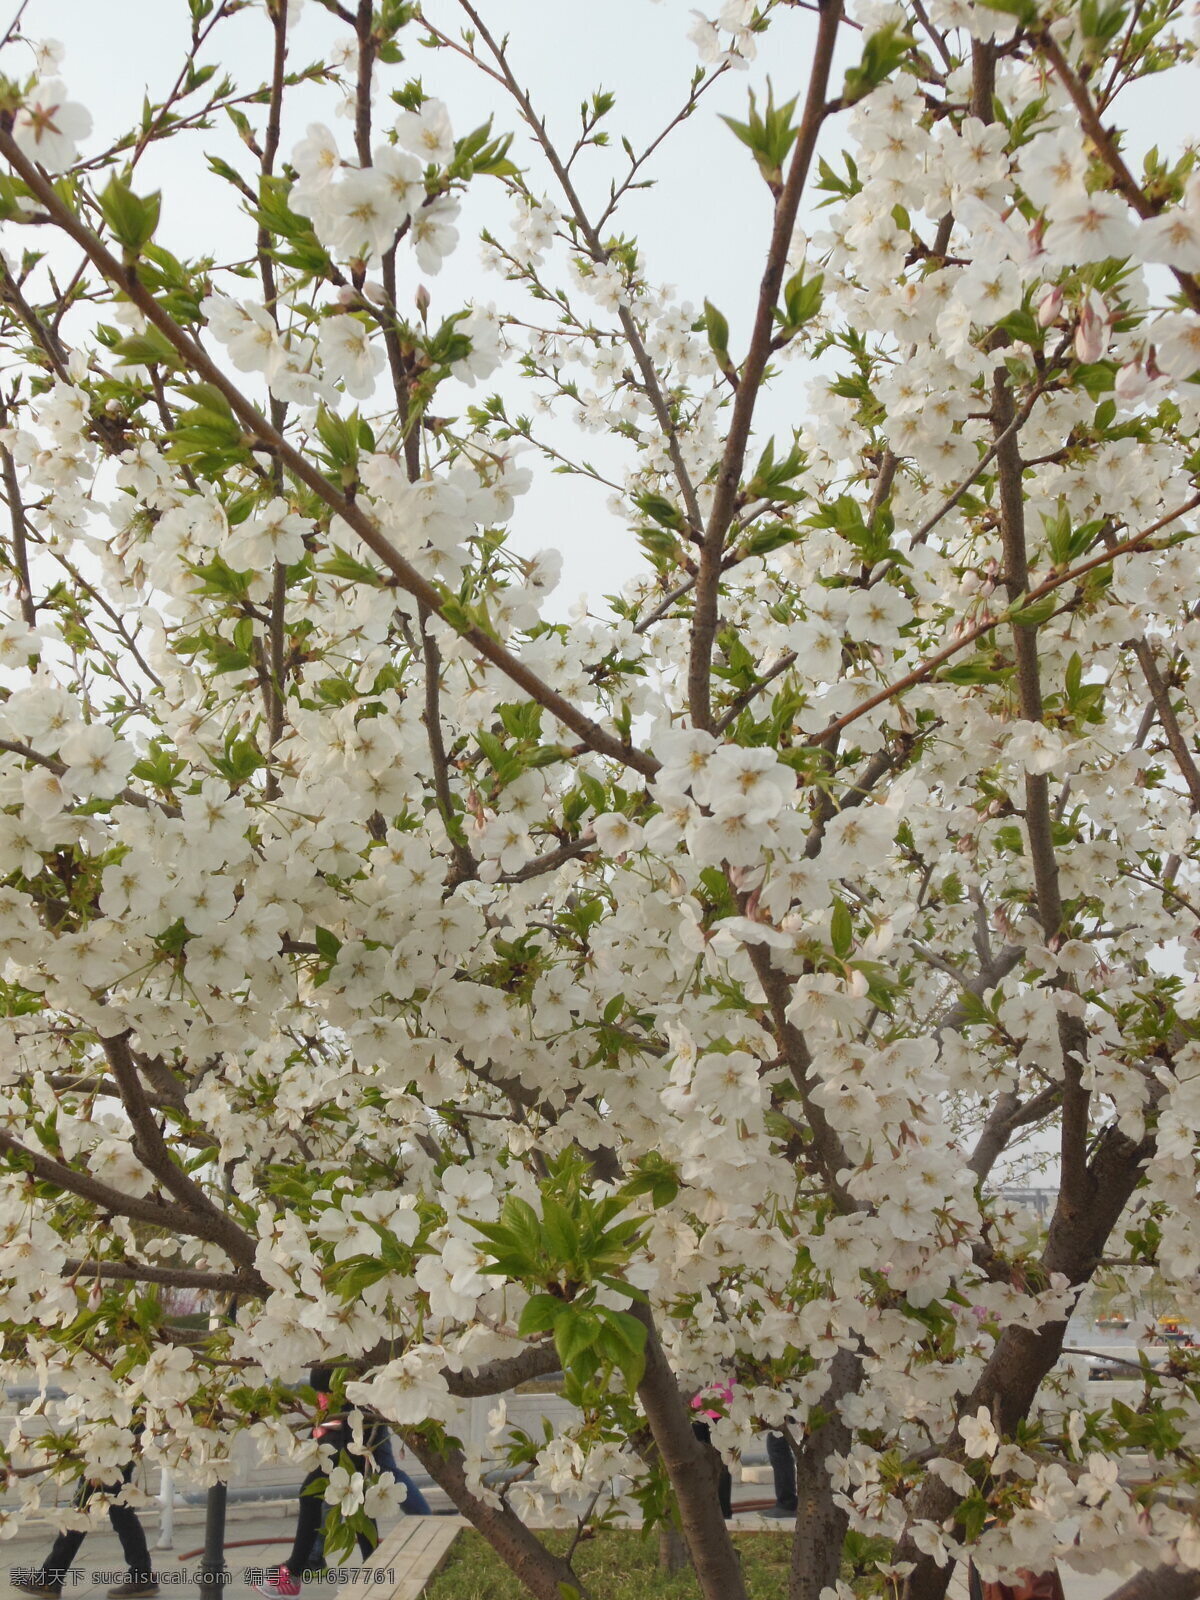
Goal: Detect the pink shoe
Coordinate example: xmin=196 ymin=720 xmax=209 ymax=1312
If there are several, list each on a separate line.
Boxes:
xmin=254 ymin=1569 xmax=301 ymax=1598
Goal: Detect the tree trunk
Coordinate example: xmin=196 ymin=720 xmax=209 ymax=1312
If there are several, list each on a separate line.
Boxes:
xmin=789 ymin=1347 xmax=858 ymax=1600
xmin=1104 ymin=1568 xmax=1200 ymax=1600
xmin=658 ymin=1524 xmax=690 ymax=1572
xmin=629 ymin=1302 xmax=751 ymax=1600
xmin=897 ymin=1126 xmax=1151 ymax=1600
xmin=400 ymin=1430 xmax=591 ymax=1600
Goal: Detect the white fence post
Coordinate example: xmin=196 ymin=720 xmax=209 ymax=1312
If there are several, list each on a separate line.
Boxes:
xmin=155 ymin=1467 xmax=174 ymax=1551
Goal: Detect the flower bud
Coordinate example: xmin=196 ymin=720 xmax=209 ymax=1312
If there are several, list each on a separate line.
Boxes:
xmin=1074 ymin=302 xmax=1108 ymax=363
xmin=1036 ymin=285 xmax=1063 ymax=327
xmin=1114 ymin=360 xmax=1149 ymax=401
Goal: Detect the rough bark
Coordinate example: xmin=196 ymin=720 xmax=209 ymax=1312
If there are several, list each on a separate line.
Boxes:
xmin=400 ymin=1430 xmax=592 ymax=1600
xmin=790 ymin=1347 xmax=859 ymax=1600
xmin=657 ymin=1524 xmax=690 ymax=1573
xmin=897 ymin=1126 xmax=1151 ymax=1600
xmin=629 ymin=1301 xmax=751 ymax=1600
xmin=1104 ymin=1568 xmax=1200 ymax=1600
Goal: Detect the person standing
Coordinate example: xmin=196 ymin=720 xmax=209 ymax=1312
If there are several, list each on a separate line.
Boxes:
xmin=12 ymin=1459 xmax=158 ymax=1600
xmin=689 ymin=1384 xmax=734 ymax=1520
xmin=300 ymin=1423 xmax=432 ymax=1571
xmin=254 ymin=1366 xmax=382 ymax=1599
xmin=761 ymin=1431 xmax=798 ymax=1518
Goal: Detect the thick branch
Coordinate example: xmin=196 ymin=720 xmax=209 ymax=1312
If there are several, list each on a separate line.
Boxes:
xmin=627 ymin=1299 xmax=750 ymax=1600
xmin=993 ymin=369 xmax=1089 ymax=1205
xmin=0 ymin=1125 xmax=237 ymax=1252
xmin=419 ymin=605 xmax=478 ymax=884
xmin=1104 ymin=1569 xmax=1200 ymax=1600
xmin=744 ymin=942 xmax=861 ymax=1215
xmin=801 ymin=495 xmax=1200 ymax=745
xmin=967 ymin=1083 xmax=1062 ymax=1182
xmin=399 ymin=1430 xmax=592 ymax=1600
xmin=62 ymin=1257 xmax=263 ymax=1295
xmin=1128 ymin=637 xmax=1200 ymax=813
xmin=442 ymin=1341 xmax=561 ymax=1399
xmin=101 ymin=1034 xmax=258 ymax=1270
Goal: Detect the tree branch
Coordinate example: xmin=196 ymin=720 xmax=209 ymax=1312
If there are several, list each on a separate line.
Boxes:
xmin=100 ymin=1034 xmax=258 ymax=1271
xmin=62 ymin=1257 xmax=263 ymax=1295
xmin=0 ymin=428 xmax=37 ymax=626
xmin=1037 ymin=28 xmax=1200 ymax=314
xmin=798 ymin=494 xmax=1200 ymax=750
xmin=0 ymin=128 xmax=660 ymax=782
xmin=688 ymin=0 xmax=844 ymax=730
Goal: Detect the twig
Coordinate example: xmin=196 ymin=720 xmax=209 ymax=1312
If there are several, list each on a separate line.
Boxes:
xmin=798 ymin=493 xmax=1200 ymax=750
xmin=0 ymin=430 xmax=36 ymax=626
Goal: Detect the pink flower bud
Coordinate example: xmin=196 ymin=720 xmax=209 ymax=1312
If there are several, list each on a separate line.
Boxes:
xmin=1037 ymin=285 xmax=1063 ymax=327
xmin=1074 ymin=302 xmax=1107 ymax=363
xmin=1114 ymin=360 xmax=1149 ymax=401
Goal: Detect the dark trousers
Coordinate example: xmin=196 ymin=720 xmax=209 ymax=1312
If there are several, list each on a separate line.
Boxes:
xmin=766 ymin=1431 xmax=797 ymax=1509
xmin=286 ymin=1464 xmax=377 ymax=1573
xmin=691 ymin=1422 xmax=732 ymax=1519
xmin=305 ymin=1435 xmax=431 ymax=1565
xmin=41 ymin=1464 xmax=154 ymax=1585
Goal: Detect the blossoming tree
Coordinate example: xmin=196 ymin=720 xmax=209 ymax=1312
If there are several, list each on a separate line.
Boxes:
xmin=0 ymin=0 xmax=1198 ymax=1596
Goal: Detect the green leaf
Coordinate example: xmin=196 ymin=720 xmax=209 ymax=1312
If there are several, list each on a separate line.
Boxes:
xmin=830 ymin=898 xmax=853 ymax=959
xmin=781 ymin=269 xmax=824 ymax=333
xmin=517 ymin=1293 xmax=562 ymax=1337
xmin=633 ymin=492 xmax=684 ymax=531
xmin=112 ymin=325 xmax=181 ymax=368
xmin=320 ymin=548 xmax=382 ymax=587
xmin=1009 ymin=593 xmax=1058 ymax=628
xmin=703 ymin=298 xmax=731 ymax=368
xmin=841 ymin=24 xmax=913 ymax=107
xmin=554 ymin=1308 xmax=601 ymax=1369
xmin=719 ymin=84 xmax=801 ymax=190
xmin=741 ymin=521 xmax=797 ymax=558
xmin=98 ymin=173 xmax=161 ymax=257
xmin=540 ymin=1197 xmax=580 ymax=1265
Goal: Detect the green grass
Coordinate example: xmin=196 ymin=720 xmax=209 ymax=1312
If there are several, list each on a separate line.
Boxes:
xmin=425 ymin=1527 xmax=794 ymax=1599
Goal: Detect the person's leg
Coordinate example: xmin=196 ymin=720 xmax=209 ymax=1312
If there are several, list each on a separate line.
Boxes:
xmin=36 ymin=1478 xmax=93 ymax=1590
xmin=373 ymin=1434 xmax=430 ymax=1515
xmin=304 ymin=1504 xmax=327 ymax=1573
xmin=107 ymin=1462 xmax=157 ymax=1590
xmin=346 ymin=1447 xmax=378 ymax=1557
xmin=283 ymin=1470 xmax=328 ymax=1573
xmin=35 ymin=1528 xmax=86 ymax=1593
xmin=765 ymin=1432 xmax=797 ymax=1510
xmin=392 ymin=1469 xmax=430 ymax=1515
xmin=691 ymin=1422 xmax=732 ymax=1520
